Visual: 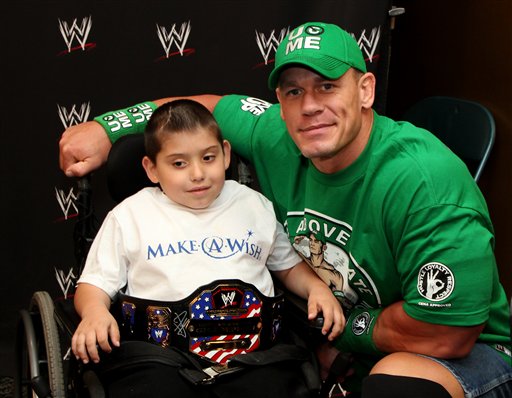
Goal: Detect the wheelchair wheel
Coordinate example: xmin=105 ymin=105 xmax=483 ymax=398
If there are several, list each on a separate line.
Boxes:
xmin=15 ymin=291 xmax=66 ymax=398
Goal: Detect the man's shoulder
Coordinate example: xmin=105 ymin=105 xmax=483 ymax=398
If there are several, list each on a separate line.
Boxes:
xmin=373 ymin=113 xmax=467 ymax=178
xmin=216 ymin=94 xmax=280 ymax=120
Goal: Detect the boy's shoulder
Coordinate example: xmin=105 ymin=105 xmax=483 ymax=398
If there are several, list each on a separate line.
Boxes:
xmin=113 ymin=186 xmax=160 ymax=210
xmin=224 ymin=180 xmax=268 ymax=200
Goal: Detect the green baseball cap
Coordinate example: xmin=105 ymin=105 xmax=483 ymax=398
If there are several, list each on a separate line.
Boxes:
xmin=268 ymin=22 xmax=367 ymax=90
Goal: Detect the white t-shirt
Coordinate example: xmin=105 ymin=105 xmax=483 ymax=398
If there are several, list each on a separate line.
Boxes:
xmin=78 ymin=180 xmax=301 ymax=301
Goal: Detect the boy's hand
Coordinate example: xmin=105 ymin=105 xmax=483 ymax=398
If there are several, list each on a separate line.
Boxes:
xmin=71 ymin=304 xmax=120 ymax=364
xmin=307 ymin=285 xmax=345 ymax=341
xmin=273 ymin=261 xmax=346 ymax=341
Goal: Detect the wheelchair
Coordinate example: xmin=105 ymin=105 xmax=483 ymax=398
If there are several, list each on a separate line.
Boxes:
xmin=15 ymin=134 xmax=337 ymax=398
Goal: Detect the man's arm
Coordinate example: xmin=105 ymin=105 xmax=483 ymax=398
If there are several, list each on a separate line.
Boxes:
xmin=59 ymin=94 xmax=223 ymax=177
xmin=373 ymin=301 xmax=484 ymax=358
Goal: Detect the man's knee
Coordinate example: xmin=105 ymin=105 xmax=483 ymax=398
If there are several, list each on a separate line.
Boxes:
xmin=368 ymin=352 xmax=464 ymax=397
xmin=361 ymin=374 xmax=451 ymax=398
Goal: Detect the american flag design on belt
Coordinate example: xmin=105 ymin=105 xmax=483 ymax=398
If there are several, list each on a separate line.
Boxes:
xmin=189 ymin=286 xmax=262 ymax=364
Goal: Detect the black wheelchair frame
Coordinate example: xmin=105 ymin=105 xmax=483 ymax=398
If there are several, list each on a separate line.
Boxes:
xmin=14 ymin=135 xmax=331 ymax=398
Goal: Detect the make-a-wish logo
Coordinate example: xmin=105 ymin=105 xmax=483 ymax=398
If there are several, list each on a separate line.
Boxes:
xmin=353 ymin=26 xmax=381 ymax=63
xmin=57 ymin=102 xmax=91 ymax=129
xmin=147 ymin=230 xmax=263 ymax=261
xmin=55 ymin=267 xmax=78 ymax=299
xmin=253 ymin=26 xmax=289 ymax=69
xmin=156 ymin=20 xmax=195 ymax=61
xmin=57 ymin=16 xmax=95 ymax=55
xmin=55 ymin=187 xmax=79 ymax=221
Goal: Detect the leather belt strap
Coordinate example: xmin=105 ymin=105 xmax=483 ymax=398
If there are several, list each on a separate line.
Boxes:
xmin=112 ymin=279 xmax=284 ymax=364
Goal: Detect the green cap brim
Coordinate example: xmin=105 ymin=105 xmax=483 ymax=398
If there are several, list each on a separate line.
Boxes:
xmin=268 ymin=58 xmax=352 ymax=90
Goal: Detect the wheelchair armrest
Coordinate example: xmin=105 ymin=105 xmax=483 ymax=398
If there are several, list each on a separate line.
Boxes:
xmin=54 ymin=297 xmax=81 ymax=339
xmin=54 ymin=293 xmax=122 ymax=340
xmin=275 ymin=281 xmax=326 ymax=344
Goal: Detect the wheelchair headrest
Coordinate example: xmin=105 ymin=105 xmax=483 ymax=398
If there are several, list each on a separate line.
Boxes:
xmin=106 ymin=134 xmax=157 ymax=203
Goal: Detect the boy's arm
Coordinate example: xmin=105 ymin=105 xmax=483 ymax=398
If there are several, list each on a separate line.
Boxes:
xmin=59 ymin=94 xmax=223 ymax=177
xmin=273 ymin=261 xmax=346 ymax=341
xmin=72 ymin=283 xmax=120 ymax=364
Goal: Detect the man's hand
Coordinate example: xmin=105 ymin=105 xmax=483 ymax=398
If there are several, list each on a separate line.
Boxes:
xmin=71 ymin=304 xmax=120 ymax=364
xmin=59 ymin=121 xmax=112 ymax=177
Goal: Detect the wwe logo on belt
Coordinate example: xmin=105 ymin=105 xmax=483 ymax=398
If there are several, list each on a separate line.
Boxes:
xmin=57 ymin=103 xmax=91 ymax=129
xmin=255 ymin=27 xmax=289 ymax=65
xmin=354 ymin=26 xmax=381 ymax=63
xmin=58 ymin=16 xmax=93 ymax=53
xmin=156 ymin=20 xmax=193 ymax=59
xmin=221 ymin=291 xmax=236 ymax=307
xmin=55 ymin=187 xmax=79 ymax=220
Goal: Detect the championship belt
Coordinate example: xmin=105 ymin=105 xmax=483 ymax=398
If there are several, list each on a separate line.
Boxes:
xmin=114 ymin=279 xmax=284 ymax=364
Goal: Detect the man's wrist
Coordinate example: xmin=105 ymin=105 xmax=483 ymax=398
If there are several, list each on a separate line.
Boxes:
xmin=335 ymin=307 xmax=383 ymax=356
xmin=93 ymin=101 xmax=157 ymax=143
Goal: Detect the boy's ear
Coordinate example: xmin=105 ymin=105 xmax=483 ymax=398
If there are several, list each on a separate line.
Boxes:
xmin=223 ymin=140 xmax=232 ymax=170
xmin=142 ymin=156 xmax=159 ymax=184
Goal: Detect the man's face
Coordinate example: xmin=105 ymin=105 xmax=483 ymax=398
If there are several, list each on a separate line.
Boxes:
xmin=276 ymin=67 xmax=370 ymax=173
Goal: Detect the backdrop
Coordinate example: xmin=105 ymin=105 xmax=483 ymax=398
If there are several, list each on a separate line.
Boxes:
xmin=1 ymin=0 xmax=394 ymax=374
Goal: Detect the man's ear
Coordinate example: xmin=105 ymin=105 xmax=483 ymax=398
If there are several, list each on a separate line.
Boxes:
xmin=223 ymin=140 xmax=232 ymax=170
xmin=359 ymin=72 xmax=376 ymax=110
xmin=276 ymin=89 xmax=285 ymax=120
xmin=142 ymin=156 xmax=159 ymax=184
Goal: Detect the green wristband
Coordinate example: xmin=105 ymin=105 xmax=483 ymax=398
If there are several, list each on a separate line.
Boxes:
xmin=94 ymin=101 xmax=158 ymax=143
xmin=335 ymin=308 xmax=383 ymax=356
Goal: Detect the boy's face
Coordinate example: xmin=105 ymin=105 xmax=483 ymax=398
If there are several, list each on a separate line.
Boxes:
xmin=142 ymin=127 xmax=231 ymax=209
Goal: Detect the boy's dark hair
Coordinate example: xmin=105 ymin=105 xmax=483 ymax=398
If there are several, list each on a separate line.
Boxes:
xmin=145 ymin=99 xmax=223 ymax=162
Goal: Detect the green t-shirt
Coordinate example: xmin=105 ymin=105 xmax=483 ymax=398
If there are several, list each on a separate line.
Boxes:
xmin=212 ymin=95 xmax=511 ymax=365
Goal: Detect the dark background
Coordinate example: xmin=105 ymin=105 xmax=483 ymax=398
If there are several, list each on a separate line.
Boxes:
xmin=1 ymin=0 xmax=510 ymax=378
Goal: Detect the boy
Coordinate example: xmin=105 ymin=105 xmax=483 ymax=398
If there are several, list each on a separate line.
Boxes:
xmin=72 ymin=99 xmax=344 ymax=397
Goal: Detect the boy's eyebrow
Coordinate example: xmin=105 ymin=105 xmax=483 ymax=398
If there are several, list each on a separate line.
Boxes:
xmin=163 ymin=144 xmax=221 ymax=158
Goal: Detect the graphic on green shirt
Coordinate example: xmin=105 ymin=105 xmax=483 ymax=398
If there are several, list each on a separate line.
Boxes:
xmin=287 ymin=209 xmax=380 ymax=314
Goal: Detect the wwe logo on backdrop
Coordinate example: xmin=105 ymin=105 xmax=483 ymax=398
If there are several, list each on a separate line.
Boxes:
xmin=255 ymin=27 xmax=289 ymax=65
xmin=156 ymin=20 xmax=193 ymax=59
xmin=55 ymin=187 xmax=79 ymax=220
xmin=57 ymin=103 xmax=91 ymax=129
xmin=55 ymin=267 xmax=78 ymax=299
xmin=354 ymin=26 xmax=381 ymax=63
xmin=58 ymin=16 xmax=93 ymax=53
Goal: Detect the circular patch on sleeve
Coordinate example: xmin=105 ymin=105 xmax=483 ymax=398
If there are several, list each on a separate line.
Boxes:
xmin=351 ymin=311 xmax=371 ymax=336
xmin=417 ymin=262 xmax=455 ymax=301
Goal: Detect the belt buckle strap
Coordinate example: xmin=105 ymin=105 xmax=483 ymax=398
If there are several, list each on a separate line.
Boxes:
xmin=201 ymin=363 xmax=244 ymax=384
xmin=179 ymin=363 xmax=245 ymax=385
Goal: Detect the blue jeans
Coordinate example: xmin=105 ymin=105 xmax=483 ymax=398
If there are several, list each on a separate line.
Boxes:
xmin=420 ymin=344 xmax=512 ymax=398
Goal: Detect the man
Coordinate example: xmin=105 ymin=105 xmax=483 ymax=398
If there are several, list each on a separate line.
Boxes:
xmin=59 ymin=22 xmax=512 ymax=397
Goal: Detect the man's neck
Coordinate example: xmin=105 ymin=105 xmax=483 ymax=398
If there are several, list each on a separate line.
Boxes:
xmin=312 ymin=109 xmax=374 ymax=174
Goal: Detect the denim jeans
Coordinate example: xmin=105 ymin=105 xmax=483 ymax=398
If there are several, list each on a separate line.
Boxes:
xmin=420 ymin=343 xmax=512 ymax=398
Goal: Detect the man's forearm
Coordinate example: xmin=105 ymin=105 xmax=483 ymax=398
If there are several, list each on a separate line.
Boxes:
xmin=373 ymin=301 xmax=484 ymax=358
